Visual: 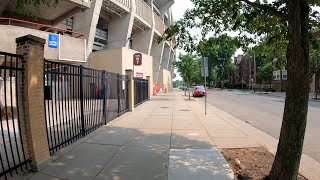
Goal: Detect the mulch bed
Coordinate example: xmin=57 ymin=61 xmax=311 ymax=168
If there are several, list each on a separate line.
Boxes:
xmin=221 ymin=147 xmax=307 ymax=180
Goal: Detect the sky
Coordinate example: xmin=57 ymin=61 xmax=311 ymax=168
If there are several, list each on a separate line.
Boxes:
xmin=171 ymin=0 xmax=244 ymax=80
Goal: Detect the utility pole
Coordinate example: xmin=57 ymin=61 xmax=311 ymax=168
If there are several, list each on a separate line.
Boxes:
xmin=254 ymin=55 xmax=256 ymax=92
xmin=201 ymin=57 xmax=208 ymax=115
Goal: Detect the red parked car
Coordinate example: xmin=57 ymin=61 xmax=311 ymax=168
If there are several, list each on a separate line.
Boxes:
xmin=192 ymin=86 xmax=207 ymax=97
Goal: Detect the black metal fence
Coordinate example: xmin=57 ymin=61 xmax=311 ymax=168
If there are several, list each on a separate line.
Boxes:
xmin=0 ymin=52 xmax=30 ymax=179
xmin=44 ymin=60 xmax=128 ymax=154
xmin=134 ymin=78 xmax=149 ymax=107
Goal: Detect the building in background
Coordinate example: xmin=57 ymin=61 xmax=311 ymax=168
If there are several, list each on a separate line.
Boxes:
xmin=231 ymin=55 xmax=262 ymax=89
xmin=0 ymin=0 xmax=176 ymax=92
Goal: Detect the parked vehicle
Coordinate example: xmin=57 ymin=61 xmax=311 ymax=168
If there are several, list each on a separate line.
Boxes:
xmin=192 ymin=86 xmax=207 ymax=97
xmin=181 ymin=86 xmax=188 ymax=90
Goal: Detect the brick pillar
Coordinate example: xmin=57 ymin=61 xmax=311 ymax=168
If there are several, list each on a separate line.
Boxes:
xmin=146 ymin=76 xmax=152 ymax=99
xmin=126 ymin=69 xmax=135 ymax=112
xmin=16 ymin=35 xmax=50 ymax=171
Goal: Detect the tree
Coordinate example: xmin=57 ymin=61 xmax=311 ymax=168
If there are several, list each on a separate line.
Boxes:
xmin=197 ymin=35 xmax=238 ymax=88
xmin=16 ymin=0 xmax=61 ymax=16
xmin=247 ymin=36 xmax=287 ymax=91
xmin=257 ymin=62 xmax=274 ymax=88
xmin=310 ymin=46 xmax=320 ymax=98
xmin=209 ymin=66 xmax=218 ymax=88
xmin=174 ymin=54 xmax=199 ymax=99
xmin=163 ymin=0 xmax=320 ymax=179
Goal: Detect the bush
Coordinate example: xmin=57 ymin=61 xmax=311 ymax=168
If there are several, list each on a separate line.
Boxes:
xmin=263 ymin=88 xmax=275 ymax=92
xmin=225 ymin=83 xmax=248 ymax=89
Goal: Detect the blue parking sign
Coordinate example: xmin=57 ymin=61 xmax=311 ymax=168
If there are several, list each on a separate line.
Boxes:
xmin=48 ymin=34 xmax=58 ymax=48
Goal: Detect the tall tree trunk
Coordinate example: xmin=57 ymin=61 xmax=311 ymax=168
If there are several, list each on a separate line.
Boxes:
xmin=269 ymin=0 xmax=310 ymax=179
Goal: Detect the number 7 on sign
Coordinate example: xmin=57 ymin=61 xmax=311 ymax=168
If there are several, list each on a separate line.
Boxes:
xmin=133 ymin=53 xmax=142 ymax=66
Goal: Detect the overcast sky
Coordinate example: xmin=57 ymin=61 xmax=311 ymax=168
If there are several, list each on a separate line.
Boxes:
xmin=171 ymin=0 xmax=193 ymax=81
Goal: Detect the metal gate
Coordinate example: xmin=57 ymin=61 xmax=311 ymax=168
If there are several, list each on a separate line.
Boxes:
xmin=0 ymin=52 xmax=30 ymax=179
xmin=44 ymin=60 xmax=129 ymax=154
xmin=134 ymin=78 xmax=149 ymax=107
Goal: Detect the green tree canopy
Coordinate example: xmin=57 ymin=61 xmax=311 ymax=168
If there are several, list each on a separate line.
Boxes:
xmin=163 ymin=0 xmax=320 ymax=179
xmin=257 ymin=61 xmax=274 ymax=85
xmin=174 ymin=54 xmax=200 ymax=99
xmin=196 ymin=34 xmax=237 ymax=86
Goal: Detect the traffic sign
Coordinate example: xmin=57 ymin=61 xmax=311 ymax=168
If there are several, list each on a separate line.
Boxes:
xmin=201 ymin=57 xmax=208 ymax=77
xmin=201 ymin=67 xmax=209 ymax=77
xmin=133 ymin=53 xmax=142 ymax=66
xmin=48 ymin=34 xmax=59 ymax=49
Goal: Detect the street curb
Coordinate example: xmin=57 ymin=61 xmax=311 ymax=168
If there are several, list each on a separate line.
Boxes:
xmin=193 ymin=96 xmax=320 ymax=180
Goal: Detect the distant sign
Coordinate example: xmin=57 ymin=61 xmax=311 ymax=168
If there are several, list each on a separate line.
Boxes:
xmin=136 ymin=72 xmax=143 ymax=79
xmin=133 ymin=53 xmax=142 ymax=66
xmin=201 ymin=57 xmax=208 ymax=77
xmin=48 ymin=34 xmax=59 ymax=49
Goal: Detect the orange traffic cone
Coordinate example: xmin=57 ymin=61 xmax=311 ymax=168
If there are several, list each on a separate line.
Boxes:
xmin=153 ymin=87 xmax=157 ymax=95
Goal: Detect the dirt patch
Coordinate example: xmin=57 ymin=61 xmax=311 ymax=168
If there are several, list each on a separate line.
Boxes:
xmin=221 ymin=147 xmax=307 ymax=180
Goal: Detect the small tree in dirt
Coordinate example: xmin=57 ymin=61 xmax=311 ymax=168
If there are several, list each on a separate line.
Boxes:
xmin=174 ymin=54 xmax=199 ymax=99
xmin=162 ymin=0 xmax=320 ymax=179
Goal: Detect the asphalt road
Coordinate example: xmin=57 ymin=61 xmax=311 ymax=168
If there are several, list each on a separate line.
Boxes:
xmin=199 ymin=89 xmax=320 ymax=163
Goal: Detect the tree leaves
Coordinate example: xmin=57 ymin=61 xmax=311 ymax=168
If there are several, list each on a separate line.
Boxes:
xmin=162 ymin=0 xmax=319 ymax=53
xmin=174 ymin=54 xmax=199 ymax=85
xmin=197 ymin=34 xmax=238 ymax=83
xmin=16 ymin=0 xmax=61 ymax=17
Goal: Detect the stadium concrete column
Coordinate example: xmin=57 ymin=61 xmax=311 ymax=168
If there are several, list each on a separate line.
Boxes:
xmin=107 ymin=0 xmax=135 ymax=48
xmin=146 ymin=0 xmax=153 ymax=6
xmin=73 ymin=0 xmax=103 ymax=57
xmin=161 ymin=45 xmax=171 ymax=70
xmin=168 ymin=51 xmax=175 ymax=91
xmin=151 ymin=41 xmax=165 ymax=84
xmin=132 ymin=0 xmax=154 ymax=54
xmin=159 ymin=0 xmax=174 ymax=17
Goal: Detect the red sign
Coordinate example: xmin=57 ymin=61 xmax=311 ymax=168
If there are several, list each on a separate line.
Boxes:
xmin=136 ymin=72 xmax=143 ymax=78
xmin=133 ymin=53 xmax=142 ymax=66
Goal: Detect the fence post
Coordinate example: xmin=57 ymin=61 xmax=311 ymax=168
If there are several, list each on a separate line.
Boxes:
xmin=117 ymin=74 xmax=121 ymax=115
xmin=125 ymin=70 xmax=135 ymax=112
xmin=102 ymin=70 xmax=107 ymax=124
xmin=146 ymin=76 xmax=151 ymax=100
xmin=79 ymin=66 xmax=85 ymax=136
xmin=15 ymin=35 xmax=50 ymax=171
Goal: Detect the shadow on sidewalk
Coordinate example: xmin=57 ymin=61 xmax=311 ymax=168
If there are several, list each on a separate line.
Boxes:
xmin=16 ymin=125 xmax=233 ymax=180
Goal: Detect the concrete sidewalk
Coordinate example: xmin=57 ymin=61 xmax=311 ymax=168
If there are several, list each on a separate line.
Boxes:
xmin=16 ymin=90 xmax=319 ymax=180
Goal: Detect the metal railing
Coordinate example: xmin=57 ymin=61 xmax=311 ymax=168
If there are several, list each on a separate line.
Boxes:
xmin=154 ymin=12 xmax=164 ymax=34
xmin=112 ymin=0 xmax=131 ymax=9
xmin=0 ymin=17 xmax=84 ymax=38
xmin=134 ymin=78 xmax=149 ymax=107
xmin=0 ymin=52 xmax=30 ymax=179
xmin=135 ymin=0 xmax=153 ymax=25
xmin=44 ymin=60 xmax=128 ymax=154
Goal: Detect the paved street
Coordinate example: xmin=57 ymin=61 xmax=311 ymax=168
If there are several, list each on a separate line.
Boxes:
xmin=199 ymin=89 xmax=320 ymax=163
